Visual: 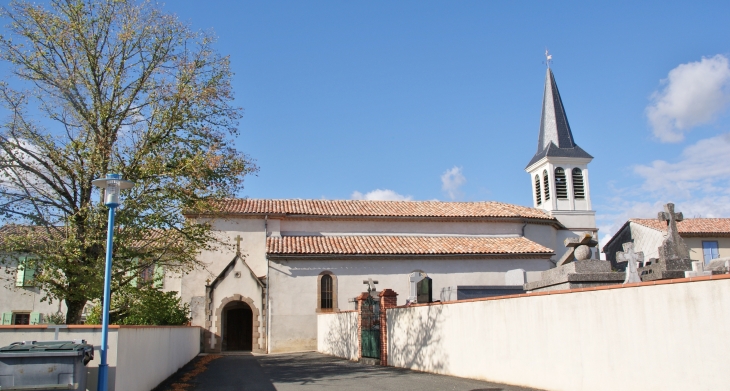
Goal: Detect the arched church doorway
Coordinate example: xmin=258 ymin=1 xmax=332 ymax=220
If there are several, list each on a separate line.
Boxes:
xmin=222 ymin=301 xmax=253 ymax=351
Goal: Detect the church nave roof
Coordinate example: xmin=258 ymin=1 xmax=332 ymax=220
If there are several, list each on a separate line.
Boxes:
xmin=208 ymin=199 xmax=554 ymax=220
xmin=266 ymin=235 xmax=553 ymax=256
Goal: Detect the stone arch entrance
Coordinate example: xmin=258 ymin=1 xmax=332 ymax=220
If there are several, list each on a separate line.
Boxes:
xmin=221 ymin=301 xmax=253 ymax=351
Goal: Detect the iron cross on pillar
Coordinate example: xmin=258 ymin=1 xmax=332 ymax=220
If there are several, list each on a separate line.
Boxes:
xmin=363 ymin=278 xmax=378 ymax=294
xmin=235 ymin=235 xmax=242 ymax=255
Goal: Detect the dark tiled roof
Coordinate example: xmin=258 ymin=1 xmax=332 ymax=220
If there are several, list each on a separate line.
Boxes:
xmin=266 ymin=235 xmax=553 ymax=256
xmin=526 ymin=68 xmax=593 ymax=169
xmin=208 ymin=199 xmax=554 ymax=220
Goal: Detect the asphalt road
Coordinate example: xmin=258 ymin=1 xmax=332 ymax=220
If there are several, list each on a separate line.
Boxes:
xmin=158 ymin=351 xmax=542 ymax=391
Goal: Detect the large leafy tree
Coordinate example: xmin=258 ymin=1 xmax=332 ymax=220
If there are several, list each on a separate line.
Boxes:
xmin=0 ymin=0 xmax=256 ymax=323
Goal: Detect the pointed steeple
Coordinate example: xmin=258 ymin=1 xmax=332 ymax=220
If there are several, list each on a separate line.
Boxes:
xmin=526 ymin=68 xmax=592 ymax=169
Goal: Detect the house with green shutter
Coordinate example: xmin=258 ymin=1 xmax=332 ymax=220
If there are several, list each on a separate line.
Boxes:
xmin=0 ymin=225 xmax=168 ymax=325
xmin=1 ymin=254 xmax=49 ymax=325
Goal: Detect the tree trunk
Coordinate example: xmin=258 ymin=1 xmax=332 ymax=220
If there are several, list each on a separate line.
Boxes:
xmin=65 ymin=299 xmax=88 ymax=325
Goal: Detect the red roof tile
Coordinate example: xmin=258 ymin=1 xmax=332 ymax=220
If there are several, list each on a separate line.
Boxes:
xmin=266 ymin=236 xmax=553 ymax=256
xmin=630 ymin=218 xmax=730 ymax=236
xmin=209 ymin=199 xmax=553 ymax=220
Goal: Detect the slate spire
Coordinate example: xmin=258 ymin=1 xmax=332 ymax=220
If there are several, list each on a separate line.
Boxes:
xmin=526 ymin=67 xmax=592 ymax=168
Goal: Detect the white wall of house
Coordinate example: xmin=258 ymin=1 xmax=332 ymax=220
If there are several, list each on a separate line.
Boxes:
xmin=387 ymin=277 xmax=730 ymax=391
xmin=268 ymin=256 xmax=552 ymax=353
xmin=1 ymin=259 xmax=66 ymax=324
xmin=683 ymin=237 xmax=730 ymax=262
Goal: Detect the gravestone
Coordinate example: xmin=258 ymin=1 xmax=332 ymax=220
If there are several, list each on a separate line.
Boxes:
xmin=684 ymin=261 xmax=712 ymax=278
xmin=525 ymin=232 xmax=624 ymax=292
xmin=707 ymin=258 xmax=730 ymax=274
xmin=616 ymin=242 xmax=643 ymax=283
xmin=416 ymin=277 xmax=432 ymax=304
xmin=637 ymin=203 xmax=694 ymax=281
xmin=556 ymin=232 xmax=599 ymax=267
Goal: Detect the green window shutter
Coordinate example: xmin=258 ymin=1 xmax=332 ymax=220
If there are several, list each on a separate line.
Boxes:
xmin=15 ymin=257 xmax=26 ymax=287
xmin=29 ymin=312 xmax=40 ymax=325
xmin=24 ymin=262 xmax=36 ymax=287
xmin=1 ymin=312 xmax=12 ymax=325
xmin=154 ymin=265 xmax=164 ymax=288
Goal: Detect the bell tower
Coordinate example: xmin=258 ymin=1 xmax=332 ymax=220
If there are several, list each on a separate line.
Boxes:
xmin=525 ymin=64 xmax=596 ymax=232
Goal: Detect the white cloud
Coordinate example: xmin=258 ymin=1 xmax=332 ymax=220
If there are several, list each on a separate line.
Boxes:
xmin=441 ymin=166 xmax=466 ymax=200
xmin=597 ymin=132 xmax=730 ymax=255
xmin=350 ymin=189 xmax=412 ymax=201
xmin=646 ymin=55 xmax=730 ymax=142
xmin=633 ymin=132 xmax=730 ymax=199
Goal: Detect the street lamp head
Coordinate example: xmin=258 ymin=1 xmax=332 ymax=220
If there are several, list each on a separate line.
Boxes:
xmin=92 ymin=174 xmax=134 ymax=207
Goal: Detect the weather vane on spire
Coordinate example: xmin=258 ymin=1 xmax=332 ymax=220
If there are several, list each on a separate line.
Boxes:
xmin=544 ymin=49 xmax=553 ymax=68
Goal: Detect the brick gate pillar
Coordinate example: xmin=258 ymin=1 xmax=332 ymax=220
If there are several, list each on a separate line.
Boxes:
xmin=355 ymin=292 xmax=369 ymax=360
xmin=378 ymin=289 xmax=398 ymax=366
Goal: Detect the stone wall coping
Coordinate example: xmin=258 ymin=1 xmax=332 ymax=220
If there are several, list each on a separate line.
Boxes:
xmin=392 ymin=273 xmax=730 ymax=309
xmin=0 ymin=325 xmax=201 ymax=329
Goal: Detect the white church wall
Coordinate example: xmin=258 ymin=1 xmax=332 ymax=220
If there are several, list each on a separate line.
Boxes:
xmin=387 ymin=276 xmax=730 ymax=391
xmin=268 ymin=256 xmax=552 ymax=353
xmin=180 ymin=217 xmax=266 ymax=324
xmin=279 ymin=219 xmax=525 ymax=237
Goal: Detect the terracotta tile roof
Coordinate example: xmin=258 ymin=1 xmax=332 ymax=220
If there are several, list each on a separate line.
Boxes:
xmin=209 ymin=199 xmax=553 ymax=220
xmin=630 ymin=218 xmax=730 ymax=236
xmin=266 ymin=236 xmax=553 ymax=256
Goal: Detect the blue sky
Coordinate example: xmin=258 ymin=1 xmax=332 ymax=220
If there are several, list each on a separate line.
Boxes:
xmin=165 ymin=0 xmax=730 ymax=244
xmin=41 ymin=1 xmax=730 ymax=244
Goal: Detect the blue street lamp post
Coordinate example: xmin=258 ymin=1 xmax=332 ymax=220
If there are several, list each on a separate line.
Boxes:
xmin=92 ymin=174 xmax=134 ymax=391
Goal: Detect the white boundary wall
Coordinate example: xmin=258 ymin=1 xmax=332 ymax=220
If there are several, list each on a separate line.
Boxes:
xmin=387 ymin=277 xmax=730 ymax=391
xmin=0 ymin=326 xmax=200 ymax=391
xmin=317 ymin=311 xmax=359 ymax=361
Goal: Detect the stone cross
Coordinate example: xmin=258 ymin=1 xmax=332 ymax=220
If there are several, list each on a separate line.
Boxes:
xmin=616 ymin=242 xmax=643 ymax=283
xmin=657 ymin=203 xmax=689 ymax=261
xmin=363 ymin=278 xmax=379 ymax=293
xmin=235 ymin=235 xmax=242 ymax=255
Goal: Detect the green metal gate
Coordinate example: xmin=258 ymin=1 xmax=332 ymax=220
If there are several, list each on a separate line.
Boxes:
xmin=361 ymin=295 xmax=380 ymax=359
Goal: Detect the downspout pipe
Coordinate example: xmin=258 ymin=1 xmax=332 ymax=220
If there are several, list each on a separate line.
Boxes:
xmin=264 ymin=215 xmax=270 ymax=354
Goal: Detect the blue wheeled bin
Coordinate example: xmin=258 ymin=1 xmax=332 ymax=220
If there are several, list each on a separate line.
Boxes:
xmin=0 ymin=340 xmax=94 ymax=390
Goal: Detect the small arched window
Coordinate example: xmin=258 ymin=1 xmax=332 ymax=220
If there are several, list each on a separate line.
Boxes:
xmin=572 ymin=168 xmax=585 ymax=199
xmin=320 ymin=274 xmax=333 ymax=310
xmin=542 ymin=170 xmax=550 ymax=201
xmin=534 ymin=175 xmax=542 ymax=205
xmin=554 ymin=168 xmax=567 ymax=199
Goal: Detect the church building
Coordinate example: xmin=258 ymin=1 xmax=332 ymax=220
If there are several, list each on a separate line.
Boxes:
xmin=165 ymin=66 xmax=599 ymax=353
xmin=0 ymin=66 xmax=598 ymax=355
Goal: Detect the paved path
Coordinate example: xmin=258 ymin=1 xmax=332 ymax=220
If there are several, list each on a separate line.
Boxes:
xmin=159 ymin=351 xmax=542 ymax=391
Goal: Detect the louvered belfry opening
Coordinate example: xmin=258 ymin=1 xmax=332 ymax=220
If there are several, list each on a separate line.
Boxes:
xmin=542 ymin=170 xmax=550 ymax=201
xmin=321 ymin=274 xmax=333 ymax=310
xmin=534 ymin=175 xmax=542 ymax=205
xmin=555 ymin=168 xmax=568 ymax=199
xmin=572 ymin=168 xmax=585 ymax=199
